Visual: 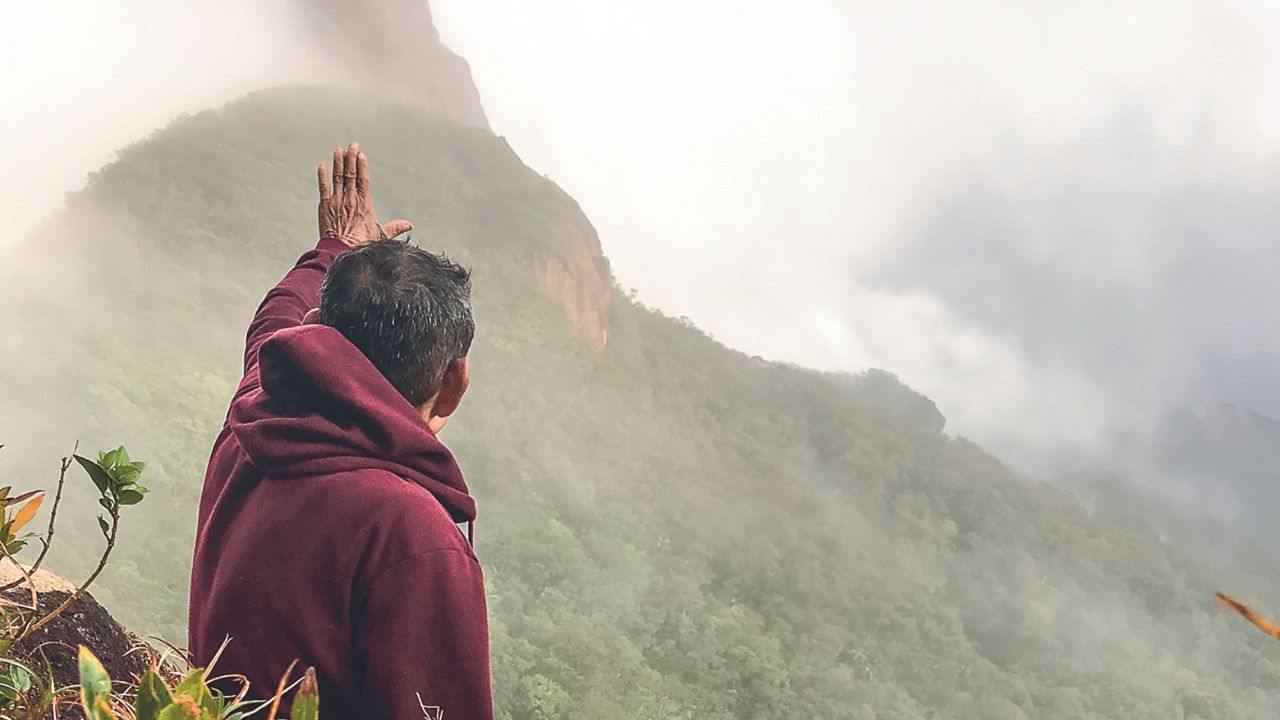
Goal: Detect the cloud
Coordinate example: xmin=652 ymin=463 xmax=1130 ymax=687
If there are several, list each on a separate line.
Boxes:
xmin=435 ymin=0 xmax=1280 ymax=461
xmin=7 ymin=0 xmax=1280 ymax=465
xmin=0 ymin=0 xmax=323 ymax=248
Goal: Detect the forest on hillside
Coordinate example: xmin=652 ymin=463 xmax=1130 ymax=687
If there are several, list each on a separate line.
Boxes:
xmin=1 ymin=88 xmax=1278 ymax=719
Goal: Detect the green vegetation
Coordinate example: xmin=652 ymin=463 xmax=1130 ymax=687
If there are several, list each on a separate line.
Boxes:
xmin=0 ymin=447 xmax=149 ymax=716
xmin=0 ymin=449 xmax=317 ymax=719
xmin=0 ymin=87 xmax=1277 ymax=718
xmin=78 ymin=647 xmax=319 ymax=720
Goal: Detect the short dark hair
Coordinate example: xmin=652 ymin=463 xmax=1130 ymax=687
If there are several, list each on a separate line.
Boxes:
xmin=318 ymin=239 xmax=474 ymax=407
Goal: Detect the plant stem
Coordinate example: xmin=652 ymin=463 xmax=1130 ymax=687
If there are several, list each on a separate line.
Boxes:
xmin=0 ymin=446 xmax=74 ymax=595
xmin=17 ymin=504 xmax=117 ymax=642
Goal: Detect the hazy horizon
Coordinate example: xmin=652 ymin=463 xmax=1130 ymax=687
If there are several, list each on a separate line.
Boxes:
xmin=8 ymin=0 xmax=1280 ymax=470
xmin=4 ymin=6 xmax=1280 ymax=716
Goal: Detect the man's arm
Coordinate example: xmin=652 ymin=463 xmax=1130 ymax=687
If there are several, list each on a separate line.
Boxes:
xmin=242 ymin=238 xmax=346 ymax=372
xmin=241 ymin=141 xmax=413 ymax=374
xmin=354 ymin=549 xmax=495 ymax=720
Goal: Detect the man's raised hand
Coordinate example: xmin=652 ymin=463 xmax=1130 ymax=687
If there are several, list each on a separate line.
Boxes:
xmin=317 ymin=141 xmax=413 ymax=247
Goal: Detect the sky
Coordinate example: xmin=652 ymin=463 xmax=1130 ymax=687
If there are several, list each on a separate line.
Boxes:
xmin=6 ymin=0 xmax=1280 ymax=467
xmin=432 ymin=0 xmax=1280 ymax=463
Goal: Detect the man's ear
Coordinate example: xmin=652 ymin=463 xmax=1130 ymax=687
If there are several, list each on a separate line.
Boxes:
xmin=302 ymin=308 xmax=321 ymax=325
xmin=432 ymin=357 xmax=471 ymax=420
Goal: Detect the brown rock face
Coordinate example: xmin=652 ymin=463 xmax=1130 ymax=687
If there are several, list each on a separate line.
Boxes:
xmin=0 ymin=565 xmax=155 ymax=693
xmin=294 ymin=0 xmax=490 ymax=129
xmin=535 ymin=200 xmax=612 ymax=349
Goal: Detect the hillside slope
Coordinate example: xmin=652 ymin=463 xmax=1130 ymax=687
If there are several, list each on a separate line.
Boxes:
xmin=1 ymin=89 xmax=1277 ymax=719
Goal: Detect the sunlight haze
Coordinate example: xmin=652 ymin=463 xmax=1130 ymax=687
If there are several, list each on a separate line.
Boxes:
xmin=8 ymin=0 xmax=1280 ymax=464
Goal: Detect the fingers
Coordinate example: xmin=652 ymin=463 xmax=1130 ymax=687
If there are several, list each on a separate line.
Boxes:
xmin=317 ymin=163 xmax=331 ymax=200
xmin=356 ymin=151 xmax=372 ymax=201
xmin=382 ymin=219 xmax=413 ymax=239
xmin=343 ymin=142 xmax=360 ymax=201
xmin=328 ymin=141 xmax=365 ymax=200
xmin=332 ymin=147 xmax=346 ymax=197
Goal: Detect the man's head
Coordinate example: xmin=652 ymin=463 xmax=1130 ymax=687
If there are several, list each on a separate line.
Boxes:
xmin=305 ymin=239 xmax=474 ymax=431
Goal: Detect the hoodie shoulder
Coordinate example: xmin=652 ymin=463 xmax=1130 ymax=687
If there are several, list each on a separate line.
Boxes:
xmin=228 ymin=324 xmax=477 ymax=524
xmin=346 ymin=469 xmax=476 ymax=562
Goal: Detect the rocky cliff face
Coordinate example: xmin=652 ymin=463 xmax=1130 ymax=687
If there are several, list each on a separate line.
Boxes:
xmin=0 ymin=566 xmax=154 ymax=692
xmin=534 ymin=189 xmax=612 ymax=348
xmin=294 ymin=0 xmax=489 ymax=129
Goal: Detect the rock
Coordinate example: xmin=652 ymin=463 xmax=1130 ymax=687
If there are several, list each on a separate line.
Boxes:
xmin=0 ymin=564 xmax=157 ymax=693
xmin=536 ymin=223 xmax=612 ymax=349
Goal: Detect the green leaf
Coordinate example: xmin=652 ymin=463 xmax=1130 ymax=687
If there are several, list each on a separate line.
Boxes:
xmin=78 ymin=647 xmax=113 ymax=719
xmin=115 ymin=446 xmax=130 ymax=466
xmin=97 ymin=516 xmax=110 ymax=539
xmin=290 ymin=667 xmax=319 ymax=720
xmin=0 ymin=658 xmax=30 ymax=705
xmin=99 ymin=497 xmax=113 ymax=511
xmin=0 ymin=665 xmax=23 ymax=701
xmin=0 ymin=520 xmax=21 ymax=556
xmin=156 ymin=700 xmax=202 ymax=719
xmin=170 ymin=669 xmax=204 ymax=699
xmin=75 ymin=455 xmax=111 ymax=495
xmin=117 ymin=490 xmax=145 ymax=506
xmin=170 ymin=666 xmax=202 ymax=696
xmin=115 ymin=460 xmax=148 ymax=492
xmin=135 ymin=670 xmax=173 ymax=720
xmin=171 ymin=668 xmax=219 ymax=716
xmin=91 ymin=697 xmax=116 ymax=720
xmin=6 ymin=665 xmax=30 ymax=694
xmin=98 ymin=448 xmax=121 ymax=471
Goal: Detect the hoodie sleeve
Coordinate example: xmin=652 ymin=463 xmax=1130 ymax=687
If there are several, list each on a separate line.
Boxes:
xmin=243 ymin=237 xmax=349 ymax=373
xmin=353 ymin=548 xmax=495 ymax=720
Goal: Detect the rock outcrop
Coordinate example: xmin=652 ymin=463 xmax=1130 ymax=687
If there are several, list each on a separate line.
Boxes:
xmin=0 ymin=565 xmax=155 ymax=691
xmin=535 ymin=200 xmax=612 ymax=349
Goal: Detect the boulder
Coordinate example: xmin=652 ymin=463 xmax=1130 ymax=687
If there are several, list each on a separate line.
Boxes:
xmin=0 ymin=564 xmax=157 ymax=692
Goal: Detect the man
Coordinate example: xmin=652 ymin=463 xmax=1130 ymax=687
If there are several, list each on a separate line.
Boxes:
xmin=189 ymin=142 xmax=493 ymax=719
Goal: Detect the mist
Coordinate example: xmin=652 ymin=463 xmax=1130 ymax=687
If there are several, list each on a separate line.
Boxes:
xmin=9 ymin=0 xmax=1280 ymax=471
xmin=3 ymin=3 xmax=1280 ymax=716
xmin=2 ymin=1 xmax=315 ymax=245
xmin=432 ymin=0 xmax=1280 ymax=467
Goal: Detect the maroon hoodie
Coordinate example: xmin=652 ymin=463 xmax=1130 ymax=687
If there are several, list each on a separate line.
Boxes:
xmin=189 ymin=237 xmax=494 ymax=720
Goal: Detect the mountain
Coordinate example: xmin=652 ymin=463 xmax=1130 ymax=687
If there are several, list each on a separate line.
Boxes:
xmin=1 ymin=11 xmax=1278 ymax=718
xmin=0 ymin=86 xmax=1276 ymax=720
xmin=1062 ymin=402 xmax=1280 ymax=616
xmin=292 ymin=0 xmax=490 ymax=129
xmin=1150 ymin=402 xmax=1280 ymax=530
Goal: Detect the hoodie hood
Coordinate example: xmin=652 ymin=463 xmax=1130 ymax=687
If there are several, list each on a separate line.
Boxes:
xmin=228 ymin=324 xmax=475 ymax=523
